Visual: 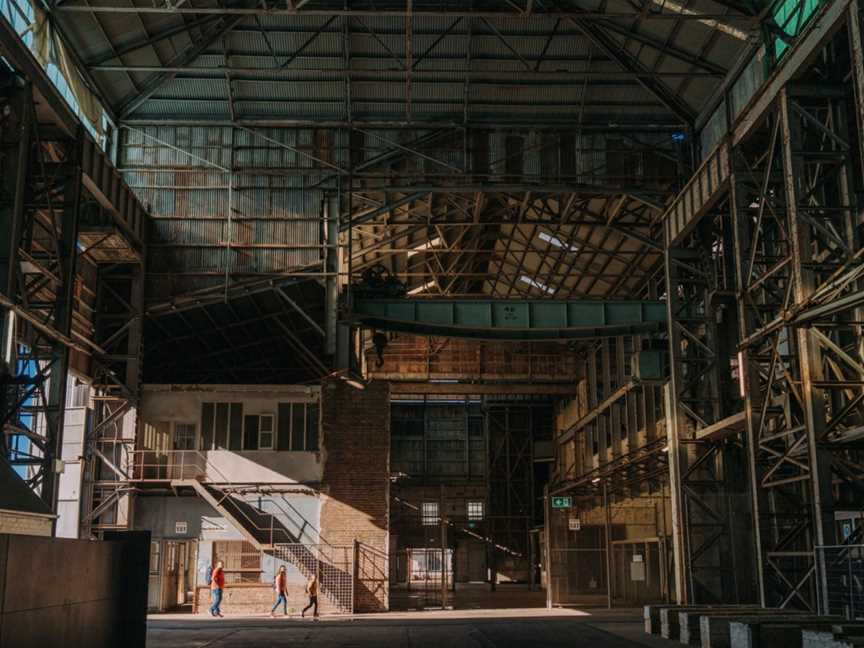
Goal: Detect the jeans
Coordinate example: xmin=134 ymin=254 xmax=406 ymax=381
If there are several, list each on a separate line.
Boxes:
xmin=209 ymin=588 xmax=223 ymax=616
xmin=302 ymin=595 xmax=318 ymax=617
xmin=271 ymin=592 xmax=287 ymax=614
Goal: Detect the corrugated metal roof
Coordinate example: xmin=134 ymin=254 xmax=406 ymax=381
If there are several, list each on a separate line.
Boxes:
xmin=54 ymin=0 xmax=748 ymax=122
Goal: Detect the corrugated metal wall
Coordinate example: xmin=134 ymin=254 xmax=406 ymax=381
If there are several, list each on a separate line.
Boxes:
xmin=120 ymin=126 xmax=334 ymax=302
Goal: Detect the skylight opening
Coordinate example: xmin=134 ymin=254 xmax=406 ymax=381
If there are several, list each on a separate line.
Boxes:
xmin=407 ymin=236 xmax=443 ymax=256
xmin=407 ymin=280 xmax=437 ymax=295
xmin=520 ymin=275 xmax=556 ymax=295
xmin=539 ymin=231 xmax=579 ymax=253
xmin=648 ymin=0 xmax=749 ymax=40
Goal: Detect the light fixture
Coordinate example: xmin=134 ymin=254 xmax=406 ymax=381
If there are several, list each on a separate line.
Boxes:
xmin=661 ymin=445 xmax=669 ymax=453
xmin=407 ymin=280 xmax=436 ymax=295
xmin=737 ymin=351 xmax=746 ymax=398
xmin=591 ymin=477 xmax=601 ymax=484
xmin=407 ymin=236 xmax=442 ymax=256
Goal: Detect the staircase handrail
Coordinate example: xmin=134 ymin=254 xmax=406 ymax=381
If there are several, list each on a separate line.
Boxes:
xmin=184 ymin=450 xmax=296 ymax=546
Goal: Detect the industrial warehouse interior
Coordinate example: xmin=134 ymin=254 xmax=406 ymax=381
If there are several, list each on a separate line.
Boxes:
xmin=0 ymin=0 xmax=863 ymax=646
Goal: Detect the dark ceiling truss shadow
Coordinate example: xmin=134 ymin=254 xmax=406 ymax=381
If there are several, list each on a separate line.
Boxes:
xmin=143 ymin=279 xmax=327 ymax=383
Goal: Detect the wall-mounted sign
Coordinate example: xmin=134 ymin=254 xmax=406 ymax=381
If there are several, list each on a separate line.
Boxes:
xmin=568 ymin=516 xmax=581 ymax=531
xmin=551 ymin=496 xmax=572 ymax=509
xmin=630 ymin=561 xmax=646 ymax=582
xmin=175 ymin=521 xmax=188 ymax=535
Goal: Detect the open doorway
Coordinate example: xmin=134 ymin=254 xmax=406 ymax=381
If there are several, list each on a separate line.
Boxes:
xmin=389 ymin=397 xmax=553 ymax=611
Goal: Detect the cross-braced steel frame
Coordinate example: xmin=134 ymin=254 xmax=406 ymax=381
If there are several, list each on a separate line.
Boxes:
xmin=665 ymin=5 xmax=864 ymax=611
xmin=0 ymin=26 xmax=148 ymax=529
xmin=0 ymin=81 xmax=82 ymax=510
xmin=665 ymin=204 xmax=755 ymax=604
xmin=80 ymin=262 xmax=144 ymax=537
xmin=487 ymin=403 xmax=539 ymax=566
xmin=731 ymin=73 xmax=862 ymax=610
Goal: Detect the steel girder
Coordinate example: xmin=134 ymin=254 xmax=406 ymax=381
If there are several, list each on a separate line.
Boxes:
xmin=351 ymin=298 xmax=667 ymax=340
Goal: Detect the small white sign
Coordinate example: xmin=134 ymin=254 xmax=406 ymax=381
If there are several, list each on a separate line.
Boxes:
xmin=175 ymin=521 xmax=188 ymax=535
xmin=568 ymin=516 xmax=581 ymax=531
xmin=632 ymin=554 xmax=643 ymax=562
xmin=630 ymin=561 xmax=646 ymax=582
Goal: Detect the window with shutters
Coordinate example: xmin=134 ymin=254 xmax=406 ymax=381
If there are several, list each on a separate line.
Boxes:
xmin=200 ymin=402 xmax=243 ymax=450
xmin=201 ymin=401 xmax=319 ymax=452
xmin=277 ymin=402 xmax=319 ymax=451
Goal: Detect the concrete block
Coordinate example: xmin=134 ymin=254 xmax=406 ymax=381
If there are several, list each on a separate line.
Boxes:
xmin=661 ymin=607 xmax=736 ymax=640
xmin=645 ymin=605 xmax=682 ymax=635
xmin=726 ymin=618 xmax=860 ymax=648
xmin=803 ymin=627 xmax=864 ymax=648
xmin=676 ymin=607 xmax=774 ymax=645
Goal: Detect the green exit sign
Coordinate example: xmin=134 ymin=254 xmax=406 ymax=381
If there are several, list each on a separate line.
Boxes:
xmin=552 ymin=496 xmax=572 ymax=509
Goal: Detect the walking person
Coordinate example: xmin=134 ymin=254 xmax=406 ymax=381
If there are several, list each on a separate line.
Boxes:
xmin=209 ymin=560 xmax=225 ymax=618
xmin=270 ymin=565 xmax=288 ymax=617
xmin=301 ymin=574 xmax=319 ymax=619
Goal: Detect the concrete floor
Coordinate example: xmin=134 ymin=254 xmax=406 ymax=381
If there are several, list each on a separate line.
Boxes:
xmin=148 ymin=607 xmax=677 ymax=647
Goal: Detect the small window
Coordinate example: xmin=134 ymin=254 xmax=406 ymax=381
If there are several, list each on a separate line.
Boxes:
xmin=422 ymin=502 xmax=439 ymax=526
xmin=467 ymin=501 xmax=484 ymax=521
xmin=173 ymin=423 xmax=197 ymax=450
xmin=259 ymin=414 xmax=274 ymax=450
xmin=149 ymin=541 xmax=161 ymax=575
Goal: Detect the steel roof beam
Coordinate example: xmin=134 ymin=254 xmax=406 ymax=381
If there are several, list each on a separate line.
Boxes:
xmin=117 ymin=15 xmax=247 ymax=118
xmin=56 ymin=5 xmax=757 ymax=21
xmin=566 ymin=18 xmax=696 ymax=125
xmin=85 ymin=15 xmax=222 ymax=67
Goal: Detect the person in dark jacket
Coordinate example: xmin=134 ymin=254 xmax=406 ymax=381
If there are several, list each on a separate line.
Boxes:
xmin=301 ymin=575 xmax=319 ymax=619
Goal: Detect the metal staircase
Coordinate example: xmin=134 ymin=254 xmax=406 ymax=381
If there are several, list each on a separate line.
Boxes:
xmin=175 ymin=478 xmax=354 ymax=613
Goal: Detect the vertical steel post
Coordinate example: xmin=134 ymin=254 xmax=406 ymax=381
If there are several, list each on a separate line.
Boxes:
xmin=324 ymin=193 xmax=339 ymax=359
xmin=603 ymin=480 xmax=613 ymax=609
xmin=43 ymin=128 xmax=84 ymax=515
xmin=544 ymin=484 xmax=552 ymax=609
xmin=779 ymin=89 xmax=836 ymax=611
xmin=440 ymin=512 xmax=448 ymax=609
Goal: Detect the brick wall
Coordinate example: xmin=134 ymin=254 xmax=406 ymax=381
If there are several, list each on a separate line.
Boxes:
xmin=320 ymin=378 xmax=390 ymax=612
xmin=194 ymin=583 xmax=339 ymax=616
xmin=0 ymin=511 xmax=52 ymax=537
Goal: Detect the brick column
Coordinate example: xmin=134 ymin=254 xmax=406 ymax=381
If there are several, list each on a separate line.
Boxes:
xmin=320 ymin=378 xmax=390 ymax=612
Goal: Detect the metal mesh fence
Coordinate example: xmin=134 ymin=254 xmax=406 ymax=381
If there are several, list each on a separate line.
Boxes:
xmin=390 ymin=548 xmax=453 ymax=609
xmin=548 ymin=548 xmax=609 ymax=605
xmin=272 ymin=544 xmax=354 ymax=614
xmin=817 ymin=545 xmax=864 ymax=619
